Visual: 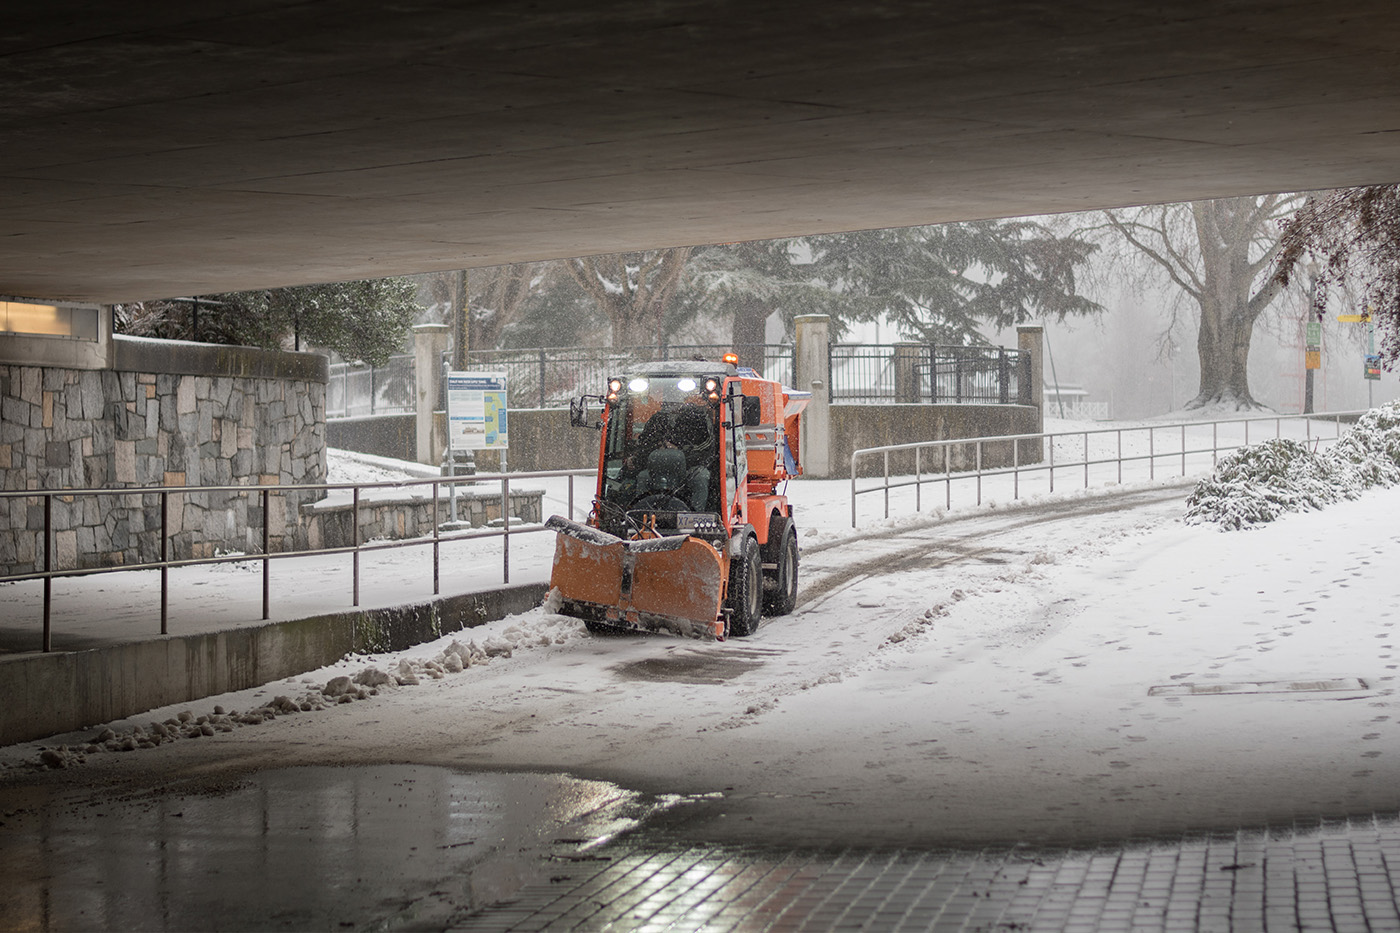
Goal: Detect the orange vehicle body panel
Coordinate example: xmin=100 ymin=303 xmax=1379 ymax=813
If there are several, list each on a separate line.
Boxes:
xmin=549 ymin=362 xmax=810 ymax=638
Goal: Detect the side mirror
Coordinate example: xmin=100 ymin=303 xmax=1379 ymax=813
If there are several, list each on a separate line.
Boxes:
xmin=570 ymin=395 xmax=603 ymax=429
xmin=742 ymin=396 xmax=762 ymax=427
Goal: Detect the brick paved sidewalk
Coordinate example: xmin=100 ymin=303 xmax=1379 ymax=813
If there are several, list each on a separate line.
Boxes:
xmin=462 ymin=815 xmax=1400 ymax=932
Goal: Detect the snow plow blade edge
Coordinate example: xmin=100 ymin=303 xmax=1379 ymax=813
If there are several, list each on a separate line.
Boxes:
xmin=547 ymin=517 xmax=728 ymax=639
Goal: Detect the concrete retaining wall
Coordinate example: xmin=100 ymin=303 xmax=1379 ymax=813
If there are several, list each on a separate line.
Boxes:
xmin=833 ymin=404 xmax=1043 ymax=477
xmin=0 ymin=582 xmax=547 ymax=745
xmin=465 ymin=408 xmax=599 ymax=472
xmin=329 ymin=404 xmax=1038 ymax=477
xmin=327 ymin=408 xmax=598 ymax=472
xmin=326 ymin=412 xmax=416 ymax=461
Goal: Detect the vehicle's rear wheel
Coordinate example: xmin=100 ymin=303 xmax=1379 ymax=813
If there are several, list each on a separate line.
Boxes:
xmin=727 ymin=534 xmax=762 ymax=637
xmin=763 ymin=518 xmax=799 ymax=616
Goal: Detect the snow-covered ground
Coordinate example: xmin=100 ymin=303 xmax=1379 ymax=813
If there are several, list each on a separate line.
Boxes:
xmin=4 ymin=411 xmax=1399 ymax=849
xmin=0 ymin=413 xmax=1357 ymax=649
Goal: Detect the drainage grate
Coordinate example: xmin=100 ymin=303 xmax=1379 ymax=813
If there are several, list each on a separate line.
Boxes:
xmin=1148 ymin=678 xmax=1368 ymax=697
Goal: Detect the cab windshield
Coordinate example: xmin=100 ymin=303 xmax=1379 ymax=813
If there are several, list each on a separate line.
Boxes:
xmin=600 ymin=376 xmax=720 ymax=515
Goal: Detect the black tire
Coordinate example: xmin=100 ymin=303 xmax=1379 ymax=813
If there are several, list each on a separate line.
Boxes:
xmin=727 ymin=534 xmax=762 ymax=637
xmin=763 ymin=518 xmax=799 ymax=616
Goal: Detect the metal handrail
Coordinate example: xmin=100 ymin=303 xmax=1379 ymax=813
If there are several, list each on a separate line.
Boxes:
xmin=850 ymin=410 xmax=1367 ymax=526
xmin=0 ymin=468 xmax=595 ymax=652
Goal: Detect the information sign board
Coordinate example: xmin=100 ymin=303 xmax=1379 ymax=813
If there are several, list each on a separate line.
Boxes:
xmin=446 ymin=372 xmax=509 ymax=451
xmin=1305 ymin=321 xmax=1322 ymax=349
xmin=1366 ymin=355 xmax=1383 ymax=381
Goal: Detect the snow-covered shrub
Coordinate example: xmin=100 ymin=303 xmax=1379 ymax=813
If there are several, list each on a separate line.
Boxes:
xmin=1323 ymin=403 xmax=1400 ymax=491
xmin=1185 ymin=438 xmax=1341 ymax=529
xmin=1186 ymin=401 xmax=1400 ymax=529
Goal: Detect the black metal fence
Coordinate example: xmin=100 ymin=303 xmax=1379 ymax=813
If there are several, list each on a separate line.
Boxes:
xmin=462 ymin=344 xmax=796 ymax=409
xmin=328 ymin=342 xmax=1029 ymax=415
xmin=829 ymin=344 xmax=1031 ymax=405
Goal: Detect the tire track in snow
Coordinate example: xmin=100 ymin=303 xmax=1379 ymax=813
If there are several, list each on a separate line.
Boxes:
xmin=795 ymin=484 xmax=1191 ymax=610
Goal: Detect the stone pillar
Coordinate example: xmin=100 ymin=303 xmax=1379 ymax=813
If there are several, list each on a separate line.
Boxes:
xmin=794 ymin=314 xmax=830 ymax=478
xmin=413 ymin=324 xmax=449 ymax=465
xmin=893 ymin=343 xmax=921 ymax=404
xmin=1016 ymin=325 xmax=1044 ymax=434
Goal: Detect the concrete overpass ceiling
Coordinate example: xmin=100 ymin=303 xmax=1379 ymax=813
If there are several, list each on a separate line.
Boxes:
xmin=2 ymin=1 xmax=1398 ymax=301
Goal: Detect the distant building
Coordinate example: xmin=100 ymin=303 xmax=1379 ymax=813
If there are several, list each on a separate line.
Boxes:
xmin=1044 ymin=382 xmax=1110 ymax=420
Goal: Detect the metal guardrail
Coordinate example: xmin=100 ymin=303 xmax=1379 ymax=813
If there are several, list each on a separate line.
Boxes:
xmin=850 ymin=410 xmax=1366 ymax=526
xmin=0 ymin=469 xmax=594 ymax=652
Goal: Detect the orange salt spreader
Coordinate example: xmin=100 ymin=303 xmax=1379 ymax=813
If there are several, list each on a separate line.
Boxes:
xmin=545 ymin=355 xmax=809 ymax=639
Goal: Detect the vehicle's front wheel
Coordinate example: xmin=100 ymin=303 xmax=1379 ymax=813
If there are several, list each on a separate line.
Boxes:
xmin=763 ymin=518 xmax=799 ymax=616
xmin=727 ymin=534 xmax=762 ymax=637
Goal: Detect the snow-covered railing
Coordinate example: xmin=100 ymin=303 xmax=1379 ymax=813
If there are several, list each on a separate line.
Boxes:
xmin=849 ymin=410 xmax=1367 ymax=526
xmin=0 ymin=469 xmax=594 ymax=652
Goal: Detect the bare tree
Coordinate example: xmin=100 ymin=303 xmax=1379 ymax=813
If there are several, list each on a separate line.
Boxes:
xmin=418 ymin=264 xmax=549 ymax=355
xmin=469 ymin=263 xmax=546 ymax=349
xmin=1275 ymin=184 xmax=1400 ymax=367
xmin=1102 ymin=194 xmax=1301 ymax=411
xmin=564 ymin=248 xmax=693 ymax=346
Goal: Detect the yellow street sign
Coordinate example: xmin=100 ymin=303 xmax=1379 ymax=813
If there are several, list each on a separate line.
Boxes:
xmin=1306 ymin=350 xmax=1321 ymax=370
xmin=1338 ymin=314 xmax=1371 ymax=322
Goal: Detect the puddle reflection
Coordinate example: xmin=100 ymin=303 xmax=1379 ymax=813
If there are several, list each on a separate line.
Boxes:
xmin=0 ymin=765 xmax=638 ymax=931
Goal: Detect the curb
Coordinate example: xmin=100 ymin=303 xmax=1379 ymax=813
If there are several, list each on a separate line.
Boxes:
xmin=0 ymin=582 xmax=548 ymax=746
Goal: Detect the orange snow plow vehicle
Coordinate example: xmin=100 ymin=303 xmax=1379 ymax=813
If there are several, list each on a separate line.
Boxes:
xmin=545 ymin=356 xmax=809 ymax=639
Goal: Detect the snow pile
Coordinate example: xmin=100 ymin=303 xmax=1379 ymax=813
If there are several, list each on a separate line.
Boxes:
xmin=26 ymin=685 xmax=382 ymax=770
xmin=1186 ymin=402 xmax=1400 ymax=529
xmin=325 ymin=448 xmax=439 ymax=485
xmin=18 ymin=609 xmax=585 ymax=770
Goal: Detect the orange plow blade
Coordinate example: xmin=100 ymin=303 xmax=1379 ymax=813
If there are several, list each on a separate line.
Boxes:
xmin=545 ymin=516 xmax=728 ymax=639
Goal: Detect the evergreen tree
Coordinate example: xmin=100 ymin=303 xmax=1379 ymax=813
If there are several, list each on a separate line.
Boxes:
xmin=116 ymin=278 xmax=420 ymax=367
xmin=808 ymin=220 xmax=1100 ymax=344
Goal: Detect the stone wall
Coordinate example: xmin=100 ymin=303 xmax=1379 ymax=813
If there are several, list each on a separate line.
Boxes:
xmin=0 ymin=336 xmax=328 ymax=575
xmin=303 ymin=488 xmax=545 ymax=550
